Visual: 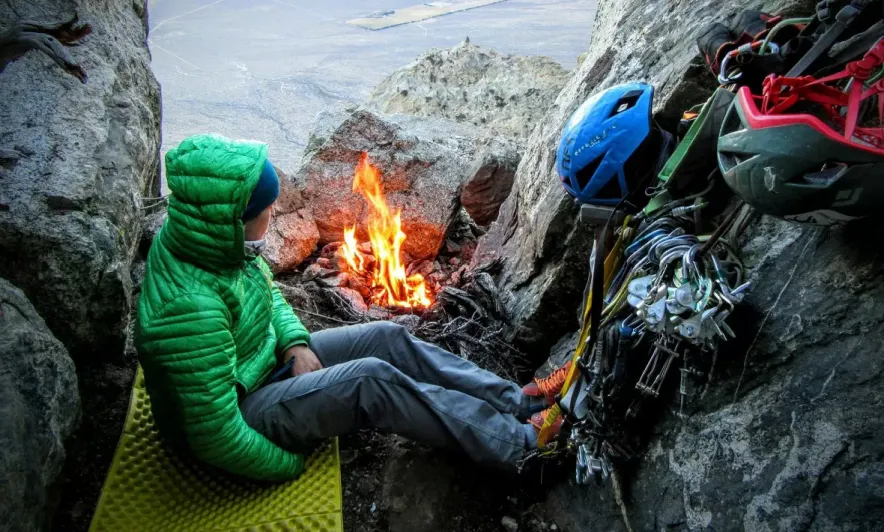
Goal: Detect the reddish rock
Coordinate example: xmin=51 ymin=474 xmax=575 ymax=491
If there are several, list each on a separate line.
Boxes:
xmin=321 ymin=242 xmax=342 ymax=258
xmin=333 ymin=287 xmax=369 ymax=314
xmin=459 ymin=241 xmax=477 ymax=263
xmin=408 ymin=260 xmax=434 ymax=278
xmin=460 ymin=137 xmax=520 ymax=227
xmin=429 ymin=272 xmax=449 ymax=284
xmin=321 ymin=254 xmax=348 ymax=272
xmin=349 ymin=275 xmax=372 ymax=299
xmin=400 ymin=251 xmax=414 ymax=267
xmin=318 ymin=273 xmax=350 ymax=288
xmin=264 ymin=208 xmax=320 ymax=274
xmin=303 ymin=263 xmax=336 ymax=281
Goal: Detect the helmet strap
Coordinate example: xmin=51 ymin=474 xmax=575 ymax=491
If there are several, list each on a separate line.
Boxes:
xmin=653 ymin=125 xmax=676 ymax=174
xmin=759 ymin=37 xmax=884 ymax=149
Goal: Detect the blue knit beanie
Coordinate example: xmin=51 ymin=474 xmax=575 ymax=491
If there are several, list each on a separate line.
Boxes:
xmin=242 ymin=159 xmax=280 ymax=221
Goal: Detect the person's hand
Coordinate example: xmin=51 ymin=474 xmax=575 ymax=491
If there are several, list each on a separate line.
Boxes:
xmin=284 ymin=345 xmax=323 ymax=376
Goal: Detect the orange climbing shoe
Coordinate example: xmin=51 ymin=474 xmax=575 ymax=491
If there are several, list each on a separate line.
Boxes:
xmin=529 ymin=408 xmax=563 ymax=441
xmin=522 ymin=361 xmax=572 ymax=404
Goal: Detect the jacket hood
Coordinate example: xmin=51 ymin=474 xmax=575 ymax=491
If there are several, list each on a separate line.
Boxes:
xmin=160 ymin=134 xmax=267 ymax=268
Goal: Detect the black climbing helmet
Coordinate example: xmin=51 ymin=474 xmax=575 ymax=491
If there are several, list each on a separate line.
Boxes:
xmin=717 ymin=41 xmax=884 ymax=225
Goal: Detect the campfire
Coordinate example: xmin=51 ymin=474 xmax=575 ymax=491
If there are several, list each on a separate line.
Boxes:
xmin=289 ymin=153 xmax=525 ymax=380
xmin=300 ymin=152 xmax=488 ymax=316
xmin=338 ymin=154 xmax=433 ymax=308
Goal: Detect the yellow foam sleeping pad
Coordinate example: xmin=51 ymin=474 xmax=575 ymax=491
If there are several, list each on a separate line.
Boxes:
xmin=89 ymin=368 xmax=343 ymax=532
xmin=537 ymin=217 xmax=635 ymax=448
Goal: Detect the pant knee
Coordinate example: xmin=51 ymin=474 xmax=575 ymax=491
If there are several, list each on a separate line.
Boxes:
xmin=367 ymin=321 xmax=411 ymax=347
xmin=371 ymin=321 xmax=408 ymax=337
xmin=351 ymin=357 xmax=399 ymax=381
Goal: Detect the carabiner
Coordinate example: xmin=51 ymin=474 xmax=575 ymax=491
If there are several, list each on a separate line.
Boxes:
xmin=718 ymin=41 xmax=780 ymax=85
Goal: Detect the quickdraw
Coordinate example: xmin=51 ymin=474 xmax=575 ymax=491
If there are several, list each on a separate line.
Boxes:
xmin=537 ymin=198 xmax=751 ymax=487
xmin=536 ymin=217 xmax=634 ymax=448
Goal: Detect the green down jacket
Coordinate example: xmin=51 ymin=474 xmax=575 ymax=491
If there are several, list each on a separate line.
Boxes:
xmin=135 ymin=134 xmax=310 ymax=481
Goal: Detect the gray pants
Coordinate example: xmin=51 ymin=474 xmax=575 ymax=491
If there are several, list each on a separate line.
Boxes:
xmin=240 ymin=322 xmax=538 ymax=467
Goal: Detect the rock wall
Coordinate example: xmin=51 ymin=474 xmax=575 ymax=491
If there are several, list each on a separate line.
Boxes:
xmin=0 ymin=2 xmax=161 ymax=530
xmin=475 ymin=0 xmax=884 ymax=529
xmin=548 ymin=219 xmax=884 ymax=531
xmin=0 ymin=0 xmax=162 ymax=360
xmin=0 ymin=278 xmax=79 ymax=532
xmin=369 ymin=41 xmax=569 ymax=228
xmin=475 ymin=0 xmax=807 ymax=357
xmin=273 ymin=107 xmax=481 ymax=265
xmin=368 ymin=40 xmax=569 ymax=139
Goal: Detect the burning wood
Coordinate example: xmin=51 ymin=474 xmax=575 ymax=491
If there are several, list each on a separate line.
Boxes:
xmin=286 ymin=170 xmax=523 ymax=376
xmin=337 ymin=153 xmax=433 ymax=309
xmin=295 ymin=156 xmax=488 ymax=325
xmin=283 ymin=256 xmax=526 ymax=381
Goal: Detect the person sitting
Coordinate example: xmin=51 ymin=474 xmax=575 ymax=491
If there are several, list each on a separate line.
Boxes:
xmin=135 ymin=134 xmax=568 ymax=481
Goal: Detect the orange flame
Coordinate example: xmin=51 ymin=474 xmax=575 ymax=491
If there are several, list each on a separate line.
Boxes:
xmin=339 ymin=153 xmax=433 ymax=308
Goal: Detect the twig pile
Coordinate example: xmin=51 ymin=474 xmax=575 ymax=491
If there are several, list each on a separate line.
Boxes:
xmin=280 ymin=258 xmax=527 ymax=382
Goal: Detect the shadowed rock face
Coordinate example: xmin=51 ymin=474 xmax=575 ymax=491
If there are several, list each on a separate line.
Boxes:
xmin=0 ymin=0 xmax=161 ymax=361
xmin=0 ymin=278 xmax=79 ymax=532
xmin=460 ymin=136 xmax=521 ymax=227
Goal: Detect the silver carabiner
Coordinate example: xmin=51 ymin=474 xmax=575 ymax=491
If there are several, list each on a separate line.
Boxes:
xmin=718 ymin=41 xmax=780 ymax=84
xmin=576 ymin=444 xmax=590 ymax=484
xmin=718 ymin=53 xmax=741 ymax=84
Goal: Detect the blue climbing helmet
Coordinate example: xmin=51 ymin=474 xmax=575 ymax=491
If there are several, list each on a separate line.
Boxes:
xmin=557 ymin=82 xmax=670 ymax=205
